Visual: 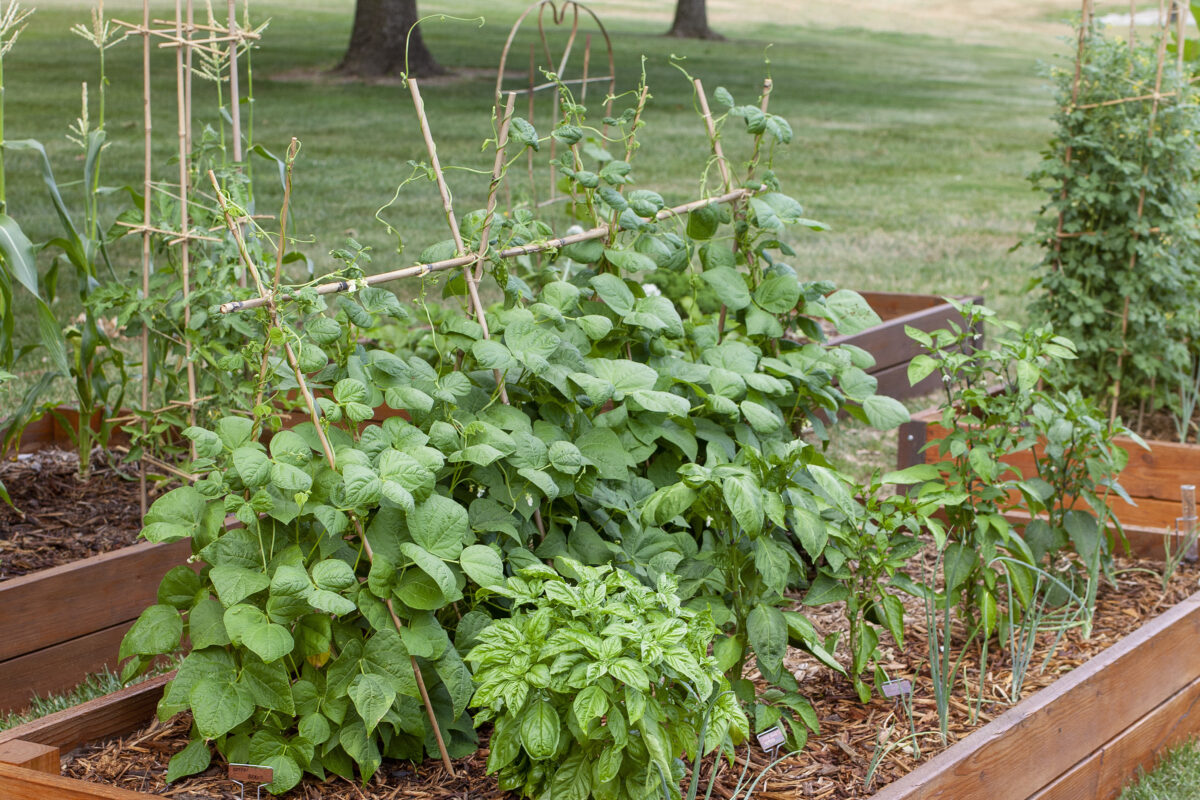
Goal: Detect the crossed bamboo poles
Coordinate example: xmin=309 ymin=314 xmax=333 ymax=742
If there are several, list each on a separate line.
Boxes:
xmin=208 ymin=68 xmax=773 ymax=775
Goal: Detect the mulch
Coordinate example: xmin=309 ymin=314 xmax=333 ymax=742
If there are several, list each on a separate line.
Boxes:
xmin=58 ymin=551 xmax=1200 ymax=800
xmin=0 ymin=449 xmax=148 ymax=581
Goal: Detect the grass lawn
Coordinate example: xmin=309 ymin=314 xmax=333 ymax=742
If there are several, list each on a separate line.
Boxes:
xmin=3 ymin=1 xmax=1071 ymax=328
xmin=1119 ymin=739 xmax=1200 ymax=800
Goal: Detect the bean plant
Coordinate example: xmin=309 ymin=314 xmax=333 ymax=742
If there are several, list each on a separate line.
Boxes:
xmin=119 ymin=71 xmax=921 ymax=794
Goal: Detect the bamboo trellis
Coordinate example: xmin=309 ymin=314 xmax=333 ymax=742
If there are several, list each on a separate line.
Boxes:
xmin=122 ymin=0 xmax=780 ymax=777
xmin=116 ymin=1 xmax=258 ymax=512
xmin=1050 ymin=0 xmax=1191 ymax=425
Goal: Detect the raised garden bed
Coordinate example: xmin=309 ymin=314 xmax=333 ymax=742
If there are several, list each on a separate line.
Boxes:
xmin=0 ymin=413 xmax=183 ymax=713
xmin=898 ymin=403 xmax=1197 ymax=558
xmin=831 ymin=292 xmax=982 ymax=401
xmin=0 ymin=561 xmax=1194 ymax=800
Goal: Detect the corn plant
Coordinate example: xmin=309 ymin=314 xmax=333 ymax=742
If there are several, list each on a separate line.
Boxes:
xmin=0 ymin=1 xmax=130 ymax=478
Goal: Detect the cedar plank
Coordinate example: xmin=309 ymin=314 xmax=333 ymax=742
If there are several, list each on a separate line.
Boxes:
xmin=871 ymin=592 xmax=1200 ymax=799
xmin=0 ymin=740 xmax=60 ymax=774
xmin=0 ymin=624 xmax=132 ymax=714
xmin=0 ymin=673 xmax=171 ymax=752
xmin=0 ymin=540 xmax=191 ymax=662
xmin=0 ymin=762 xmax=149 ymax=800
xmin=1026 ymin=675 xmax=1200 ymax=800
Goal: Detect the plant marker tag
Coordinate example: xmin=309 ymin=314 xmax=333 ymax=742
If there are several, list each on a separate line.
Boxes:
xmin=757 ymin=725 xmax=786 ymax=758
xmin=229 ymin=763 xmax=274 ymax=800
xmin=882 ymin=679 xmax=913 ymax=699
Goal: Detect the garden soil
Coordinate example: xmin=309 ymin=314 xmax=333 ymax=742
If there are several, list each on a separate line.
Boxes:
xmin=0 ymin=449 xmax=149 ymax=580
xmin=60 ymin=553 xmax=1200 ymax=800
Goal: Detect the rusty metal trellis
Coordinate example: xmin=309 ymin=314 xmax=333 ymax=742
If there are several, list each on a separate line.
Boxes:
xmin=495 ymin=0 xmax=616 ymax=207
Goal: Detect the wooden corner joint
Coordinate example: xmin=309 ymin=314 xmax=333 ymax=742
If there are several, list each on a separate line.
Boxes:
xmin=0 ymin=739 xmax=60 ymax=775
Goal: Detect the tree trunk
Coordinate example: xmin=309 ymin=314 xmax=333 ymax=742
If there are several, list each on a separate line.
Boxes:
xmin=667 ymin=0 xmax=724 ymax=40
xmin=336 ymin=0 xmax=444 ymax=78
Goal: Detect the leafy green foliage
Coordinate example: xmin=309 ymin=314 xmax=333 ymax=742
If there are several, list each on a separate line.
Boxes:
xmin=1028 ymin=28 xmax=1200 ymax=415
xmin=120 ymin=69 xmax=920 ymax=793
xmin=816 ymin=471 xmax=933 ymax=702
xmin=905 ymin=301 xmax=1135 ymax=627
xmin=469 ymin=560 xmax=747 ymax=800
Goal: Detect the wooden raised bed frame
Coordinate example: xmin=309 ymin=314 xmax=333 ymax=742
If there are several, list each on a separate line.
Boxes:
xmin=898 ymin=402 xmax=1196 ymax=558
xmin=1 ymin=412 xmax=184 ymax=714
xmin=832 ymin=292 xmax=982 ymax=402
xmin=3 ymin=592 xmax=1199 ymax=799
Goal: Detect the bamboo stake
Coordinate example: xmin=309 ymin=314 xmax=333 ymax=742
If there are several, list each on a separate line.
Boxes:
xmin=185 ymin=0 xmax=194 ymax=156
xmin=219 ymin=188 xmax=754 ymax=313
xmin=175 ymin=0 xmax=197 ymax=448
xmin=695 ymin=78 xmax=734 ymax=340
xmin=1053 ymin=0 xmax=1093 ymax=271
xmin=209 ymin=170 xmax=457 ymax=776
xmin=250 ymin=138 xmax=299 ymax=435
xmin=410 ymin=82 xmax=514 ymax=401
xmin=139 ymin=0 xmax=152 ymax=518
xmin=226 ymin=0 xmax=242 ymax=164
xmin=1111 ymin=0 xmax=1170 ymax=424
xmin=604 ymin=84 xmax=649 ymax=246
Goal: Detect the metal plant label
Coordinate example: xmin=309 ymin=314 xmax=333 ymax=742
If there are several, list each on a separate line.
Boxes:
xmin=229 ymin=763 xmax=274 ymax=784
xmin=756 ymin=725 xmax=786 ymax=751
xmin=882 ymin=678 xmax=913 ymax=698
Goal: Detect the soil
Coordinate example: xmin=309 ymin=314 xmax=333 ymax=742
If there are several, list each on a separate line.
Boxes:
xmin=58 ymin=552 xmax=1200 ymax=800
xmin=1129 ymin=405 xmax=1197 ymax=445
xmin=0 ymin=449 xmax=149 ymax=581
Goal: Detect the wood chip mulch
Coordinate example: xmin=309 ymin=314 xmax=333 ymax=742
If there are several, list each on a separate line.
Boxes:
xmin=59 ymin=551 xmax=1200 ymax=800
xmin=0 ymin=448 xmax=148 ymax=580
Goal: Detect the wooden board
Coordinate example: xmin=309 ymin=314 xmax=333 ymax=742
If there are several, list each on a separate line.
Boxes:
xmin=0 ymin=763 xmax=150 ymax=800
xmin=0 ymin=740 xmax=60 ymax=774
xmin=872 ymin=592 xmax=1200 ymax=799
xmin=0 ymin=673 xmax=171 ymax=752
xmin=0 ymin=540 xmax=192 ymax=661
xmin=1026 ymin=674 xmax=1200 ymax=799
xmin=0 ymin=624 xmax=135 ymax=714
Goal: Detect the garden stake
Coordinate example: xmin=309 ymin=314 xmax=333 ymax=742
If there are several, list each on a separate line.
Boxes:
xmin=694 ymin=77 xmax=771 ymax=340
xmin=249 ymin=138 xmax=299 ymax=437
xmin=467 ymin=91 xmax=517 ymax=404
xmin=138 ymin=0 xmax=152 ymax=517
xmin=218 ymin=187 xmax=753 ymax=313
xmin=604 ymin=83 xmax=649 ymax=246
xmin=174 ymin=0 xmax=197 ymax=443
xmin=1109 ymin=7 xmax=1169 ymax=425
xmin=1051 ymin=0 xmax=1091 ymax=271
xmin=208 ymin=170 xmax=458 ymax=776
xmin=407 ymin=78 xmax=507 ymax=406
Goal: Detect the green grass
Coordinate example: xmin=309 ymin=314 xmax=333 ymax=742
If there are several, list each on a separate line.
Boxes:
xmin=0 ymin=662 xmax=173 ymax=732
xmin=1 ymin=2 xmax=1063 ymax=401
xmin=1118 ymin=738 xmax=1200 ymax=800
